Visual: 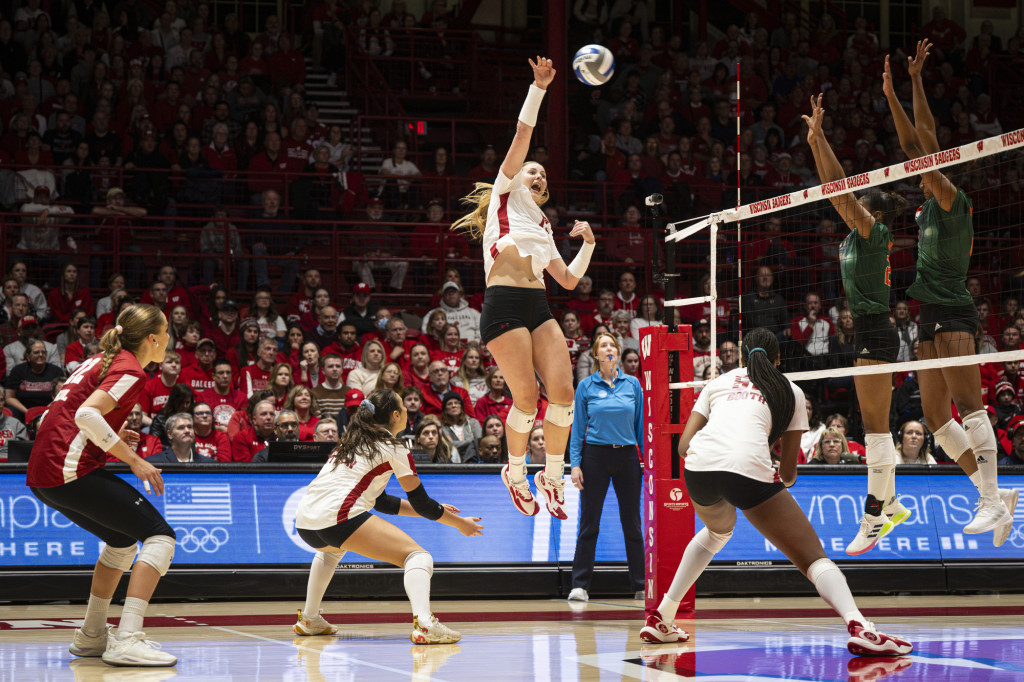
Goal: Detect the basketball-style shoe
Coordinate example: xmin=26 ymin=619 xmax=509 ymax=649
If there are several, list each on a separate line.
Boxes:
xmin=639 ymin=613 xmax=689 ymax=643
xmin=410 ymin=615 xmax=461 ymax=645
xmin=501 ymin=464 xmax=539 ymax=516
xmin=70 ymin=625 xmax=112 ymax=657
xmin=963 ymin=495 xmax=1010 ymax=534
xmin=846 ymin=513 xmax=893 ymax=555
xmin=293 ymin=609 xmax=339 ymax=636
xmin=846 ymin=620 xmax=913 ymax=656
xmin=993 ymin=488 xmax=1019 ymax=548
xmin=101 ymin=631 xmax=177 ymax=667
xmin=534 ymin=471 xmax=568 ymax=520
xmin=880 ymin=498 xmax=912 ymax=539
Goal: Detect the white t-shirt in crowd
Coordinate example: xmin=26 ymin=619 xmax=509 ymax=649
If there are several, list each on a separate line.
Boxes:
xmin=482 ymin=168 xmax=559 ymax=282
xmin=685 ymin=367 xmax=808 ymax=483
xmin=296 ymin=441 xmax=417 ymax=529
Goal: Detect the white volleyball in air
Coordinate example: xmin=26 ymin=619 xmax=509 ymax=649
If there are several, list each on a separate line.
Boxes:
xmin=573 ymin=44 xmax=615 ymax=86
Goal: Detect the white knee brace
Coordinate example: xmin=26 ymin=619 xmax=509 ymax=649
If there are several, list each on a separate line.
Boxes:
xmin=98 ymin=543 xmax=137 ymax=572
xmin=932 ymin=419 xmax=971 ymax=462
xmin=136 ymin=535 xmax=176 ymax=576
xmin=316 ymin=550 xmax=344 ymax=570
xmin=864 ymin=433 xmax=895 ymax=467
xmin=544 ymin=402 xmax=574 ymax=427
xmin=693 ymin=527 xmax=732 ymax=553
xmin=404 ymin=550 xmax=433 ymax=577
xmin=807 ymin=557 xmax=841 ymax=585
xmin=962 ymin=409 xmax=995 ymax=452
xmin=506 ymin=405 xmax=538 ymax=435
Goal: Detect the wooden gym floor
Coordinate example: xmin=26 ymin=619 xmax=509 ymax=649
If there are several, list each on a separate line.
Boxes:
xmin=1 ymin=594 xmax=1022 ymax=681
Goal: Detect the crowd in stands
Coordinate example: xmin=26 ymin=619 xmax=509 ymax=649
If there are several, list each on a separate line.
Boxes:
xmin=0 ymin=3 xmax=1023 ymax=468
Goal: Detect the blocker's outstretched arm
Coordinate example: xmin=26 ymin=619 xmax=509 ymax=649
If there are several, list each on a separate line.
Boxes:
xmin=907 ymin=39 xmax=940 ymax=155
xmin=883 ymin=55 xmax=926 ymax=160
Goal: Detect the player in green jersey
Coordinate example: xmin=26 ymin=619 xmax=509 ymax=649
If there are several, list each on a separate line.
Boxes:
xmin=884 ymin=40 xmax=1015 ymax=543
xmin=804 ymin=94 xmax=911 ymax=555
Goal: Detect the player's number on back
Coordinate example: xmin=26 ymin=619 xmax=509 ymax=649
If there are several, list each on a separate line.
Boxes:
xmin=53 ymin=356 xmax=104 ymax=403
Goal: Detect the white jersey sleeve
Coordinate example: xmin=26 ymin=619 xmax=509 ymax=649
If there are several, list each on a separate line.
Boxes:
xmin=482 ymin=168 xmax=559 ymax=282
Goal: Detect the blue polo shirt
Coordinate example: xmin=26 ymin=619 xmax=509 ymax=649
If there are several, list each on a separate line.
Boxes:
xmin=569 ymin=368 xmax=644 ymax=468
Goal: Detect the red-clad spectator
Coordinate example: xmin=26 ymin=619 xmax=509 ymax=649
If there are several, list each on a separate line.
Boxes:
xmin=430 ymin=324 xmax=464 ymax=374
xmin=139 ymin=350 xmax=182 ymax=419
xmin=604 ymin=205 xmax=647 ymax=264
xmin=204 ymin=125 xmax=238 ymax=175
xmin=180 ymin=338 xmax=218 ymax=393
xmin=567 ymin=275 xmax=598 ymax=318
xmin=284 ymin=385 xmax=320 ymax=441
xmin=256 ymin=14 xmax=285 ymax=54
xmin=106 ymin=404 xmax=162 ymax=462
xmin=278 ymin=326 xmax=305 ymax=372
xmin=247 ymin=131 xmax=289 ymax=196
xmin=282 ymin=118 xmax=314 ymax=173
xmin=47 ymin=263 xmax=93 ymax=324
xmin=466 ymin=145 xmax=499 ymax=185
xmin=322 ymin=320 xmax=363 ymax=383
xmin=762 ymin=153 xmax=801 ymax=192
xmin=474 ymin=366 xmax=513 ymax=422
xmin=229 ymin=398 xmax=277 ymax=462
xmin=607 ymin=18 xmax=640 ymax=61
xmin=614 ymin=271 xmax=640 ymax=317
xmin=560 ymin=311 xmax=591 ymax=373
xmin=921 ymin=7 xmax=966 ymax=62
xmin=227 ymin=318 xmax=261 ymax=375
xmin=268 ymin=34 xmax=306 ymax=85
xmin=420 ymin=360 xmax=474 ymax=416
xmin=199 ymin=359 xmax=249 ymax=432
xmin=402 ymin=343 xmax=433 ymax=395
xmin=288 ymin=268 xmax=322 ymax=324
xmin=581 ymin=289 xmax=617 ymax=337
xmin=294 ymin=341 xmax=325 ymax=388
xmin=381 ymin=315 xmax=419 ymax=369
xmin=209 ymin=299 xmax=241 ymax=357
xmin=193 ymin=402 xmax=232 ymax=460
xmin=140 ymin=265 xmax=192 ymax=316
xmin=299 ymin=288 xmax=334 ymax=332
xmin=62 ymin=315 xmax=97 ymax=373
xmin=239 ymin=338 xmax=278 ymax=397
xmin=790 ymin=293 xmax=834 ymax=363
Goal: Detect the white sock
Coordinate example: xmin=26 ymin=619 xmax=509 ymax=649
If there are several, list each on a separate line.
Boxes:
xmin=969 ymin=470 xmax=982 ymax=493
xmin=404 ymin=551 xmax=433 ymax=624
xmin=864 ymin=434 xmax=891 ymax=516
xmin=118 ymin=597 xmax=148 ymax=635
xmin=82 ymin=593 xmax=111 ymax=637
xmin=508 ymin=454 xmax=527 ymax=484
xmin=808 ymin=559 xmax=864 ymax=625
xmin=544 ymin=453 xmax=565 ymax=482
xmin=303 ymin=551 xmax=343 ymax=618
xmin=656 ymin=530 xmax=720 ymax=620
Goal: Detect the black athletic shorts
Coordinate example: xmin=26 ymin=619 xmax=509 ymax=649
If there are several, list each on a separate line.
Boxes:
xmin=297 ymin=511 xmax=372 ymax=550
xmin=917 ymin=302 xmax=979 ymax=343
xmin=479 ymin=285 xmax=555 ymax=345
xmin=852 ymin=312 xmax=899 ymax=363
xmin=683 ymin=468 xmax=786 ymax=511
xmin=30 ymin=467 xmax=175 ymax=548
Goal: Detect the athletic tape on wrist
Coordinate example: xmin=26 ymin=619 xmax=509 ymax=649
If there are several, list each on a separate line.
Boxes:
xmin=568 ymin=241 xmax=595 ymax=279
xmin=518 ymin=84 xmax=546 ymax=127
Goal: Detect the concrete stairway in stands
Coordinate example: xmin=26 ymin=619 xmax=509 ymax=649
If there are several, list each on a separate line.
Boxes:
xmin=303 ymin=60 xmax=382 ymax=173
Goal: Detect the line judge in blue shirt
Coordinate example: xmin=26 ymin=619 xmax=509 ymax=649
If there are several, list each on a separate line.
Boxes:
xmin=567 ymin=331 xmax=645 ymax=602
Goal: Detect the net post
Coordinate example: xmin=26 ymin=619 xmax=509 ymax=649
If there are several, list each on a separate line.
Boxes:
xmin=640 ymin=325 xmax=695 ymax=618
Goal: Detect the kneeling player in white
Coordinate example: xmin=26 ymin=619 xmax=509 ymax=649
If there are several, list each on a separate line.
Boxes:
xmin=293 ymin=389 xmax=483 ymax=644
xmin=641 ymin=328 xmax=912 ymax=657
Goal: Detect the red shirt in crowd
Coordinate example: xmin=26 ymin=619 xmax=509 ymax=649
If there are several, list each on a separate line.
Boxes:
xmin=199 ymin=386 xmax=249 ymax=430
xmin=195 ymin=429 xmax=232 ymax=461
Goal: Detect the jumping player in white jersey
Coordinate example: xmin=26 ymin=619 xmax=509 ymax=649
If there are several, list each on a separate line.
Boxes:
xmin=293 ymin=388 xmax=483 ymax=644
xmin=451 ymin=57 xmax=596 ymax=519
xmin=27 ymin=304 xmax=178 ymax=667
xmin=640 ymin=327 xmax=913 ymax=658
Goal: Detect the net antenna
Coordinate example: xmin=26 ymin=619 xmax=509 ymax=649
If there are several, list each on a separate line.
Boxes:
xmin=663 ymin=126 xmax=1024 ymax=390
xmin=735 ymin=61 xmax=743 ymax=351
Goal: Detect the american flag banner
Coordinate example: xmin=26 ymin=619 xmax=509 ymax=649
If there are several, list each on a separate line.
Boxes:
xmin=164 ymin=484 xmax=233 ymax=524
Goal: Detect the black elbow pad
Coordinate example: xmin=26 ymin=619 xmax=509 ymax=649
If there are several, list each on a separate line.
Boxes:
xmin=373 ymin=492 xmax=402 ymax=516
xmin=406 ymin=484 xmax=444 ymax=521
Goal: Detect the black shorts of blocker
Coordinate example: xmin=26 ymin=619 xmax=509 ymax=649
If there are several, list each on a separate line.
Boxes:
xmin=30 ymin=467 xmax=175 ymax=548
xmin=852 ymin=312 xmax=899 ymax=363
xmin=297 ymin=511 xmax=373 ymax=550
xmin=917 ymin=302 xmax=980 ymax=343
xmin=683 ymin=468 xmax=786 ymax=511
xmin=479 ymin=286 xmax=555 ymax=345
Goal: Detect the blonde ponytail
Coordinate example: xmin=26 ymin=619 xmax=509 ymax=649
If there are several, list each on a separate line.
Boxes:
xmin=450 ymin=182 xmax=495 ymax=240
xmin=97 ymin=304 xmax=166 ymax=381
xmin=97 ymin=328 xmax=124 ymax=382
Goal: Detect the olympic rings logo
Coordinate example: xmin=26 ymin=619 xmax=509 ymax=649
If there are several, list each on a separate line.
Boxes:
xmin=1008 ymin=524 xmax=1024 ymax=549
xmin=174 ymin=526 xmax=230 ymax=553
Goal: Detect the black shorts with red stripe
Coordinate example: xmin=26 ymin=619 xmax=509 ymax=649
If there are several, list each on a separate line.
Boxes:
xmin=480 ymin=286 xmax=554 ymax=345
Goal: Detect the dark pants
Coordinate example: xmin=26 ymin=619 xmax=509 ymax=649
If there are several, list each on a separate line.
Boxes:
xmin=31 ymin=467 xmax=175 ymax=548
xmin=571 ymin=443 xmax=644 ymax=591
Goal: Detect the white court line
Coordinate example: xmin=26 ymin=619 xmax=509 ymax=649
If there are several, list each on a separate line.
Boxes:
xmin=207 ymin=624 xmax=451 ymax=682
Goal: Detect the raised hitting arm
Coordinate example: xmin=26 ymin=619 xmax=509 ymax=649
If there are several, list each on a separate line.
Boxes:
xmin=803 ymin=94 xmax=875 ymax=238
xmin=500 ymin=57 xmax=555 ymax=180
xmin=907 ymin=39 xmax=940 ymax=154
xmin=883 ymin=55 xmax=926 ymax=160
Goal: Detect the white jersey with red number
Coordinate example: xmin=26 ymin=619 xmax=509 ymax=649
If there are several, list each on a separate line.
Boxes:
xmin=295 ymin=442 xmax=418 ymax=529
xmin=685 ymin=367 xmax=808 ymax=483
xmin=482 ymin=168 xmax=559 ymax=282
xmin=27 ymin=350 xmax=147 ymax=488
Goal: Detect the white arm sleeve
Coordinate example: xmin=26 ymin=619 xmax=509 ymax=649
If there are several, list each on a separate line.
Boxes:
xmin=74 ymin=405 xmax=121 ymax=452
xmin=567 ymin=241 xmax=595 ymax=279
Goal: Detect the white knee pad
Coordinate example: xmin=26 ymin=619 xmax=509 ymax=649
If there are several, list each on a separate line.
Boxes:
xmin=806 ymin=557 xmax=841 ymax=585
xmin=136 ymin=535 xmax=175 ymax=576
xmin=404 ymin=550 xmax=433 ymax=577
xmin=98 ymin=543 xmax=137 ymax=572
xmin=505 ymin=405 xmax=538 ymax=435
xmin=316 ymin=551 xmax=344 ymax=569
xmin=932 ymin=419 xmax=971 ymax=462
xmin=544 ymin=402 xmax=574 ymax=427
xmin=693 ymin=527 xmax=732 ymax=553
xmin=864 ymin=433 xmax=895 ymax=467
xmin=962 ymin=410 xmax=995 ymax=451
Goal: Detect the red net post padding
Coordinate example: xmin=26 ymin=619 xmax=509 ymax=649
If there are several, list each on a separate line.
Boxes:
xmin=640 ymin=325 xmax=695 ymax=618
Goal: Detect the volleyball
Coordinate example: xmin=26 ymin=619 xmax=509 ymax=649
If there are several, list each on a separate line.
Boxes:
xmin=572 ymin=45 xmax=615 ymax=86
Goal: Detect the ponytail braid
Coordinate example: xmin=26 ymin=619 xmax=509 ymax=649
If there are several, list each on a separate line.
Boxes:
xmin=741 ymin=327 xmax=796 ymax=446
xmin=97 ymin=304 xmax=166 ymax=382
